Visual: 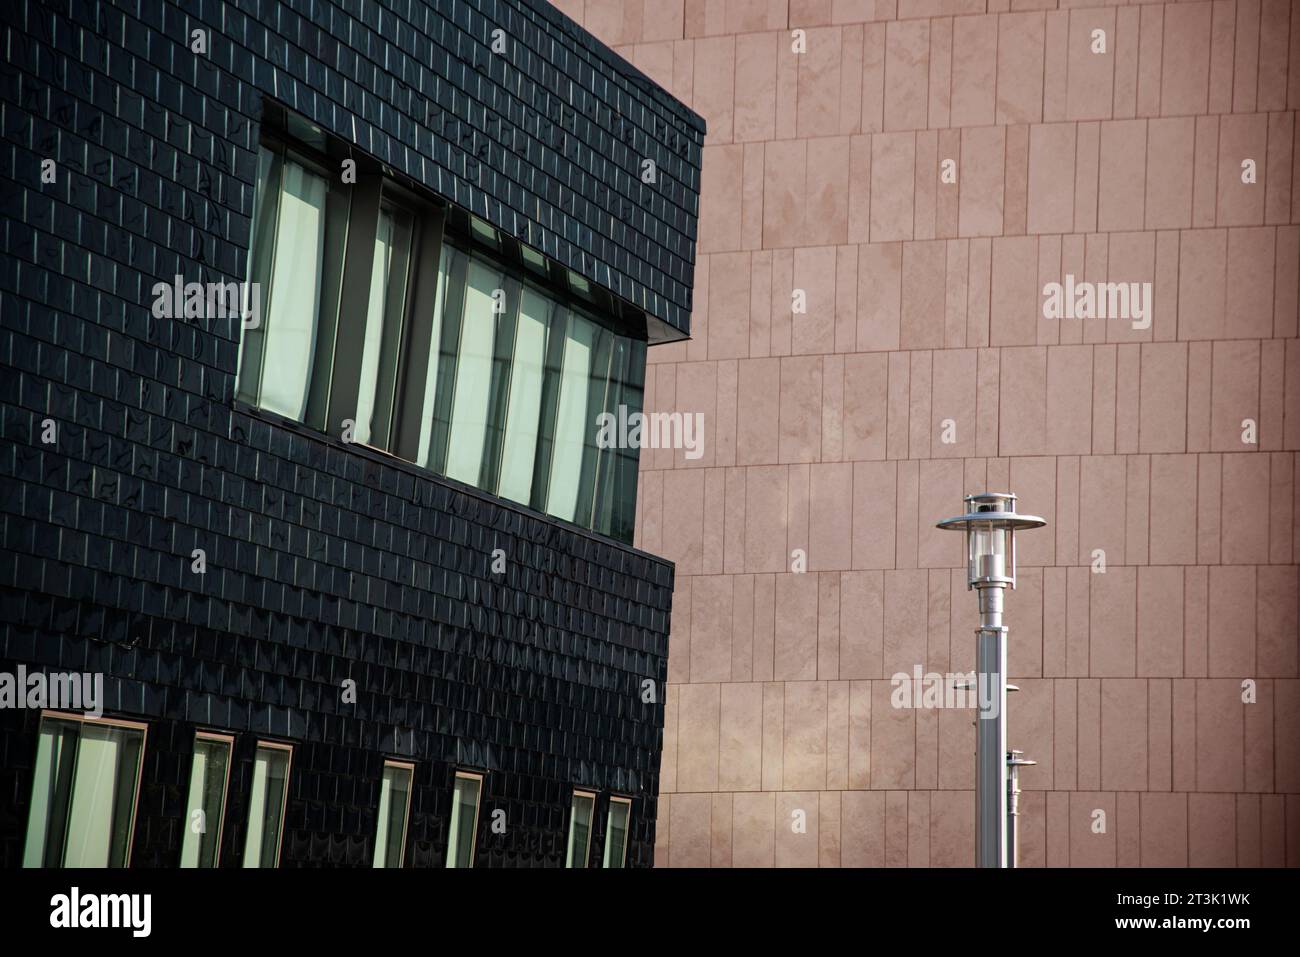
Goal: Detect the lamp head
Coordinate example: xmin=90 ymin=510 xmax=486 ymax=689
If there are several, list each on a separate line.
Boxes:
xmin=936 ymin=493 xmax=1046 ymax=589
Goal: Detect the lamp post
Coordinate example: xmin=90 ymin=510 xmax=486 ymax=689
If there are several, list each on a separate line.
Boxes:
xmin=937 ymin=493 xmax=1045 ymax=868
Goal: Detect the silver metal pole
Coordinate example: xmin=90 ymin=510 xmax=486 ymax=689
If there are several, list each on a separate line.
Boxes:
xmin=975 ymin=584 xmax=1007 ymax=868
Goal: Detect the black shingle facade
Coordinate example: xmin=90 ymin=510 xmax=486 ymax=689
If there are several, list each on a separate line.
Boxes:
xmin=0 ymin=0 xmax=702 ymax=867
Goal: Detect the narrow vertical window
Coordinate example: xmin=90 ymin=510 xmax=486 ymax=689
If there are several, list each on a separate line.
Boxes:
xmin=180 ymin=732 xmax=233 ymax=868
xmin=22 ymin=713 xmax=146 ymax=868
xmin=242 ymin=743 xmax=291 ymax=868
xmin=478 ymin=278 xmax=520 ymax=492
xmin=612 ymin=341 xmax=647 ymax=542
xmin=565 ymin=790 xmax=596 ymax=867
xmin=373 ymin=761 xmax=414 ymax=868
xmin=545 ymin=312 xmax=597 ymax=522
xmin=234 ymin=146 xmax=282 ymax=403
xmin=445 ymin=259 xmax=507 ymax=484
xmin=495 ymin=286 xmax=553 ymax=504
xmin=603 ymin=797 xmax=631 ymax=868
xmin=354 ymin=205 xmax=414 ymax=448
xmin=424 ymin=247 xmax=467 ymax=474
xmin=446 ymin=771 xmax=482 ymax=868
xmin=242 ymin=158 xmax=329 ymax=420
xmin=592 ymin=338 xmax=643 ymax=539
xmin=574 ymin=325 xmax=614 ymax=528
xmin=415 ymin=249 xmax=450 ymax=467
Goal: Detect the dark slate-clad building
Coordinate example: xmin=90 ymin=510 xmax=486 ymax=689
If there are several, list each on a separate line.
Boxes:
xmin=0 ymin=0 xmax=704 ymax=868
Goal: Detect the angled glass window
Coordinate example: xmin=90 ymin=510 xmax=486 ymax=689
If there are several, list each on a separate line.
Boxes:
xmin=603 ymin=797 xmax=631 ymax=868
xmin=446 ymin=771 xmax=482 ymax=868
xmin=373 ymin=761 xmax=414 ymax=868
xmin=236 ymin=126 xmax=649 ymax=543
xmin=180 ymin=732 xmax=233 ymax=868
xmin=418 ymin=243 xmax=646 ymax=540
xmin=242 ymin=743 xmax=291 ymax=868
xmin=22 ymin=713 xmax=146 ymax=868
xmin=565 ymin=790 xmax=596 ymax=867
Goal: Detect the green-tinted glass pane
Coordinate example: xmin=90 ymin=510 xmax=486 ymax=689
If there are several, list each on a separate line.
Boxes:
xmin=445 ymin=260 xmax=505 ymax=483
xmin=355 ymin=206 xmax=414 ymax=449
xmin=416 ymin=250 xmax=451 ymax=467
xmin=424 ymin=249 xmax=468 ymax=474
xmin=546 ymin=314 xmax=596 ymax=522
xmin=374 ymin=764 xmax=413 ymax=868
xmin=243 ymin=746 xmax=290 ymax=868
xmin=446 ymin=775 xmax=481 ymax=868
xmin=591 ymin=338 xmax=630 ymax=537
xmin=528 ymin=305 xmax=569 ymax=511
xmin=22 ymin=718 xmax=79 ymax=867
xmin=356 ymin=209 xmax=395 ymax=444
xmin=180 ymin=737 xmax=230 ymax=868
xmin=496 ymin=288 xmax=552 ymax=504
xmin=63 ymin=723 xmax=142 ymax=867
xmin=603 ymin=800 xmax=630 ymax=868
xmin=565 ymin=793 xmax=595 ymax=867
xmin=573 ymin=325 xmax=613 ymax=529
xmin=610 ymin=341 xmax=646 ymax=544
xmin=235 ymin=147 xmax=282 ymax=406
xmin=252 ymin=161 xmax=328 ymax=421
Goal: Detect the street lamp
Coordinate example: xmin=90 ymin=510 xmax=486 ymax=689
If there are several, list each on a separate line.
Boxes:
xmin=937 ymin=493 xmax=1045 ymax=868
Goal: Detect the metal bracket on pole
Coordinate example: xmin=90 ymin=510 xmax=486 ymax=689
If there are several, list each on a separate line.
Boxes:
xmin=1006 ymin=749 xmax=1036 ymax=868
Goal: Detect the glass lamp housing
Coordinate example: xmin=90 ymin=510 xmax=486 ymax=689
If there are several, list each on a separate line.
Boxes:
xmin=969 ymin=521 xmax=1011 ymax=584
xmin=937 ymin=493 xmax=1044 ymax=589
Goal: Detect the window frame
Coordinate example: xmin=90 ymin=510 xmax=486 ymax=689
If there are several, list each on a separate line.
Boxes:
xmin=23 ymin=710 xmax=149 ymax=869
xmin=374 ymin=759 xmax=416 ymax=869
xmin=242 ymin=739 xmax=294 ymax=869
xmin=179 ymin=730 xmax=235 ymax=868
xmin=603 ymin=795 xmax=633 ymax=869
xmin=327 ymin=178 xmax=443 ymax=454
xmin=445 ymin=769 xmax=485 ymax=869
xmin=235 ymin=136 xmax=341 ymax=424
xmin=565 ymin=788 xmax=598 ymax=868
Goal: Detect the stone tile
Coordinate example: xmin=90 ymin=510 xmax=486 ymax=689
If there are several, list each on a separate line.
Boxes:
xmin=732 ymin=792 xmax=775 ymax=867
xmin=668 ymin=792 xmax=712 ymax=867
xmin=883 ymin=19 xmax=929 ymax=131
xmin=719 ymin=682 xmax=764 ymax=791
xmin=783 ymin=681 xmax=828 ymax=790
xmin=1098 ymin=120 xmax=1147 ymax=232
xmin=1101 ymin=679 xmax=1148 ymax=790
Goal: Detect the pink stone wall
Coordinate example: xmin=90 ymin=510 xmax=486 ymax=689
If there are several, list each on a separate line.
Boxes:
xmin=557 ymin=0 xmax=1300 ymax=866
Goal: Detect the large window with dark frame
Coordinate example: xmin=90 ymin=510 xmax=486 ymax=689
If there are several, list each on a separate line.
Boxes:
xmin=236 ymin=133 xmax=647 ymax=543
